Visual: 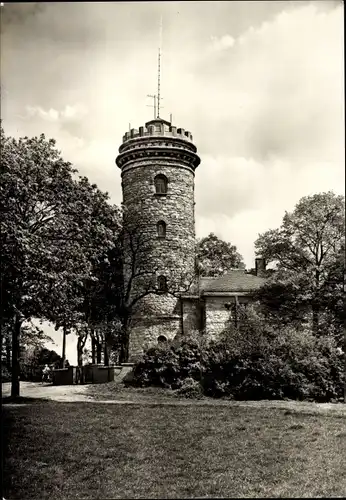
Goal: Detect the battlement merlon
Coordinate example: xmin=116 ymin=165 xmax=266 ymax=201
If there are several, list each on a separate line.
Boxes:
xmin=121 ymin=118 xmax=194 ymax=144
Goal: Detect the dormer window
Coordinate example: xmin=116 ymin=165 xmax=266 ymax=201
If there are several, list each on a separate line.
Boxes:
xmin=157 ymin=275 xmax=168 ymax=292
xmin=157 ymin=220 xmax=166 ymax=238
xmin=154 ymin=174 xmax=168 ymax=194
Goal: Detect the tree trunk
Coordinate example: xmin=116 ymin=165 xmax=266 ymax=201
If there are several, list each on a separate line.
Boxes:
xmin=312 ymin=270 xmax=321 ymax=334
xmin=6 ymin=334 xmax=11 ymax=370
xmin=119 ymin=317 xmax=130 ymax=364
xmin=96 ymin=341 xmax=102 ymax=364
xmin=104 ymin=341 xmax=109 ymax=367
xmin=91 ymin=335 xmax=96 ymax=364
xmin=77 ymin=337 xmax=83 ymax=367
xmin=11 ymin=314 xmax=22 ymax=398
xmin=77 ymin=337 xmax=84 ymax=384
xmin=62 ymin=325 xmax=67 ymax=367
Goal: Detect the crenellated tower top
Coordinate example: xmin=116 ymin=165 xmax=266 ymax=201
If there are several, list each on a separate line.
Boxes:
xmin=121 ymin=118 xmax=194 ymax=144
xmin=116 ymin=117 xmax=200 ymax=172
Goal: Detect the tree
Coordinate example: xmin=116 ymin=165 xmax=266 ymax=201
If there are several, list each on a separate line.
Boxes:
xmin=1 ymin=319 xmax=51 ymax=375
xmin=196 ymin=233 xmax=245 ymax=277
xmin=42 ymin=176 xmax=123 ymax=368
xmin=0 ymin=126 xmax=123 ymax=395
xmin=254 ymin=192 xmax=345 ymax=336
xmin=1 ymin=127 xmax=79 ymax=396
xmin=20 ymin=346 xmax=63 ymax=381
xmin=77 ymin=222 xmax=123 ymax=367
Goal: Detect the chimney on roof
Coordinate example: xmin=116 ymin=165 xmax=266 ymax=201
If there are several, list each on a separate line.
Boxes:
xmin=255 ymin=257 xmax=266 ymax=277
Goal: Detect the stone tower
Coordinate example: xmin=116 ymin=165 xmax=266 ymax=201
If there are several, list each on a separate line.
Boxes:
xmin=116 ymin=117 xmax=201 ymax=361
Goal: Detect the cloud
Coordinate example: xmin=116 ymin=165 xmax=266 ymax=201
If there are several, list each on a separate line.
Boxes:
xmin=188 ymin=3 xmax=343 ymax=163
xmin=210 ymin=34 xmax=235 ymax=51
xmin=195 ymin=151 xmax=344 ymax=266
xmin=25 ymin=103 xmax=88 ymax=123
xmin=58 ymin=136 xmax=122 ymax=205
xmin=22 ymin=103 xmax=90 ymax=140
xmin=25 ymin=105 xmax=59 ymax=121
xmin=0 ymin=2 xmax=46 ymax=32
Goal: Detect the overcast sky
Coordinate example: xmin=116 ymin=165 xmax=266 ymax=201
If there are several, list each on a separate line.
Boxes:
xmin=1 ymin=1 xmax=344 ymax=362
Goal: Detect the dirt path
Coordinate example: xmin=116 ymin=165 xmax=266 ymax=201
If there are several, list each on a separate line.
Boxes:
xmin=2 ymin=381 xmax=346 ymax=415
xmin=2 ymin=381 xmax=94 ymax=402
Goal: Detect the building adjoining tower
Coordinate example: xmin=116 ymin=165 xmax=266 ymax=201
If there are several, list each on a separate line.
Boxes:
xmin=116 ymin=117 xmax=201 ymax=361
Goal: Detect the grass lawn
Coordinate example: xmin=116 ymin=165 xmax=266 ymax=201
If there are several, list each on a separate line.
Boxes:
xmin=2 ymin=399 xmax=346 ymax=499
xmin=85 ymin=381 xmax=183 ymax=401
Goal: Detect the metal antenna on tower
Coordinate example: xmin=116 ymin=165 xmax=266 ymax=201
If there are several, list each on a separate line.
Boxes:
xmin=157 ymin=15 xmax=163 ymax=118
xmin=157 ymin=49 xmax=161 ymax=118
xmin=147 ymin=94 xmax=157 ymax=119
xmin=146 ymin=16 xmax=165 ymax=120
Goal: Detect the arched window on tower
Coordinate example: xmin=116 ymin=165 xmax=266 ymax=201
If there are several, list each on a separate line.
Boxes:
xmin=157 ymin=220 xmax=166 ymax=238
xmin=154 ymin=174 xmax=168 ymax=194
xmin=157 ymin=275 xmax=168 ymax=292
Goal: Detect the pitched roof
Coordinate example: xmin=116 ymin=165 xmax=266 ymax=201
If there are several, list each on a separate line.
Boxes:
xmin=200 ymin=270 xmax=265 ymax=294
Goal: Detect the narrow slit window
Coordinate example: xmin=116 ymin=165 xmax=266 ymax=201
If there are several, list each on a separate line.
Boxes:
xmin=157 ymin=275 xmax=167 ymax=292
xmin=157 ymin=220 xmax=166 ymax=238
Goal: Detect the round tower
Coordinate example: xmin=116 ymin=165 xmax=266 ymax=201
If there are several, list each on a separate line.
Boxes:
xmin=116 ymin=117 xmax=200 ymax=361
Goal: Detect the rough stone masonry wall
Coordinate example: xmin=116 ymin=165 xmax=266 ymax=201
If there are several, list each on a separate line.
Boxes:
xmin=182 ymin=299 xmax=202 ymax=335
xmin=204 ymin=295 xmax=251 ymax=340
xmin=121 ymin=159 xmax=196 ymax=359
xmin=129 ymin=316 xmax=181 ymax=360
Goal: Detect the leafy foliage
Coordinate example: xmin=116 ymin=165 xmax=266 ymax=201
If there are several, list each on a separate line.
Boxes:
xmin=196 ymin=233 xmax=245 ymax=277
xmin=175 ymin=377 xmax=204 ymax=399
xmin=203 ymin=306 xmax=344 ymax=401
xmin=0 ymin=126 xmax=124 ymax=393
xmin=133 ymin=307 xmax=344 ymax=402
xmin=254 ymin=192 xmax=345 ymax=335
xmin=20 ymin=346 xmax=63 ymax=381
xmin=1 ymin=127 xmax=77 ymax=324
xmin=133 ymin=333 xmax=205 ymax=389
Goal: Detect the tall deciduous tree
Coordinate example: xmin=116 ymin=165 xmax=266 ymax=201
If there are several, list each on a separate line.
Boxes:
xmin=0 ymin=126 xmax=123 ymax=394
xmin=1 ymin=128 xmax=79 ymax=396
xmin=196 ymin=233 xmax=245 ymax=277
xmin=254 ymin=192 xmax=345 ymax=336
xmin=43 ymin=176 xmax=122 ymax=367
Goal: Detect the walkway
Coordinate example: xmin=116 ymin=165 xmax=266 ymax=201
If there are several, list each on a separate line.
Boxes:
xmin=2 ymin=382 xmax=345 ymax=415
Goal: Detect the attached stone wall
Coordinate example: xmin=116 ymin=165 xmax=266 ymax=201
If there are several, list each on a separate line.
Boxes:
xmin=182 ymin=298 xmax=202 ymax=335
xmin=204 ymin=295 xmax=251 ymax=340
xmin=129 ymin=315 xmax=181 ymax=361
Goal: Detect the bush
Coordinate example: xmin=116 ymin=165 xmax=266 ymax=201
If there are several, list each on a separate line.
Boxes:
xmin=175 ymin=377 xmax=204 ymax=399
xmin=133 ymin=333 xmax=205 ymax=389
xmin=203 ymin=317 xmax=344 ymax=401
xmin=133 ymin=310 xmax=344 ymax=402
